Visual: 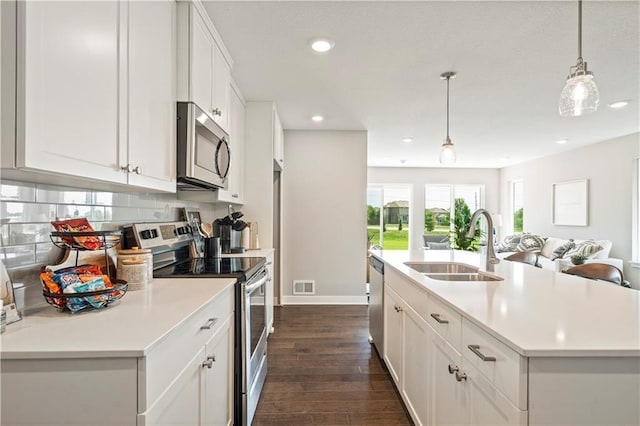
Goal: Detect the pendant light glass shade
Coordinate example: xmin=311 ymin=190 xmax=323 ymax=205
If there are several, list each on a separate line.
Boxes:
xmin=439 ymin=137 xmax=456 ymax=164
xmin=559 ymin=0 xmax=599 ymax=117
xmin=559 ymin=72 xmax=599 ymax=117
xmin=439 ymin=71 xmax=457 ymax=164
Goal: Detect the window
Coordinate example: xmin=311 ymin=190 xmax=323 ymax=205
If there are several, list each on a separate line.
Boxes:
xmin=367 ymin=184 xmax=411 ymax=250
xmin=424 ymin=184 xmax=484 ymax=250
xmin=512 ymin=180 xmax=524 ymax=233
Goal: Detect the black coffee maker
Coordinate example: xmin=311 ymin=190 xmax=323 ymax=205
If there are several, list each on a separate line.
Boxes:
xmin=213 ymin=206 xmax=247 ymax=253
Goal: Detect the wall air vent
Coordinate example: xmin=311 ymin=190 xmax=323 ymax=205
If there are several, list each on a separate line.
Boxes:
xmin=293 ymin=280 xmax=315 ymax=295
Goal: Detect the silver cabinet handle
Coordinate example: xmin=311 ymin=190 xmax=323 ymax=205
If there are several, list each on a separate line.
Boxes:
xmin=395 ymin=305 xmax=403 ymax=313
xmin=133 ymin=166 xmax=142 ymax=175
xmin=430 ymin=313 xmax=449 ymax=324
xmin=467 ymin=344 xmax=496 ymax=362
xmin=455 ymin=371 xmax=467 ymax=382
xmin=212 ymin=108 xmax=222 ymax=116
xmin=200 ymin=318 xmax=218 ymax=330
xmin=202 ymin=355 xmax=215 ymax=369
xmin=121 ymin=164 xmax=133 ymax=173
xmin=232 ymin=193 xmax=239 ymax=198
xmin=448 ymin=364 xmax=459 ymax=374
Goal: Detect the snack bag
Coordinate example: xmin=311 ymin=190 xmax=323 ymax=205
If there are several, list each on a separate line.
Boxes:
xmin=51 ymin=218 xmax=102 ymax=250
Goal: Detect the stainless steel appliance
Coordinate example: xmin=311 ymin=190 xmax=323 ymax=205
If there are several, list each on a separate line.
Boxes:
xmin=369 ymin=255 xmax=384 ymax=357
xmin=123 ymin=221 xmax=268 ymax=426
xmin=177 ymin=102 xmax=230 ymax=191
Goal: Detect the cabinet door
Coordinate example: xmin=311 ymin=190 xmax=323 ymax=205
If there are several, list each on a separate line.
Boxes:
xmin=191 ymin=6 xmax=214 ymax=114
xmin=402 ymin=304 xmax=430 ymax=426
xmin=202 ymin=320 xmax=233 ymax=426
xmin=272 ymin=108 xmax=284 ymax=170
xmin=128 ymin=0 xmax=176 ymax=192
xmin=431 ymin=334 xmax=469 ymax=426
xmin=143 ymin=348 xmax=203 ymax=426
xmin=212 ymin=42 xmax=230 ymax=131
xmin=20 ymin=1 xmax=125 ymax=184
xmin=467 ymin=364 xmax=527 ymax=426
xmin=384 ymin=286 xmax=403 ymax=385
xmin=265 ymin=251 xmax=275 ymax=333
xmin=215 ymin=83 xmax=244 ymax=203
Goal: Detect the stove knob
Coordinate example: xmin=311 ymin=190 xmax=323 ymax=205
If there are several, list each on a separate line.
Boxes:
xmin=177 ymin=226 xmax=188 ymax=235
xmin=140 ymin=229 xmax=158 ymax=240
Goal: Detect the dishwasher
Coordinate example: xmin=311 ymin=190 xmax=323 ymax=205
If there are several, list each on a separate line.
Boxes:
xmin=368 ymin=255 xmax=384 ymax=358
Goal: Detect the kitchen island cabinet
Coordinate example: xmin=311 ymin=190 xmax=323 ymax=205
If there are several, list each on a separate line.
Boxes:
xmin=0 ymin=0 xmax=177 ymax=193
xmin=0 ymin=278 xmax=235 ymax=426
xmin=376 ymin=249 xmax=639 ymax=426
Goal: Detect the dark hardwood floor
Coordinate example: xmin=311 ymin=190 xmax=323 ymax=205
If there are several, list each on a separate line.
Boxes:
xmin=253 ymin=305 xmax=414 ymax=425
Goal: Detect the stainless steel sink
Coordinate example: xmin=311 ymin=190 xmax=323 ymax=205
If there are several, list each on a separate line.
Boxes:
xmin=404 ymin=262 xmax=479 ymax=274
xmin=423 ymin=272 xmax=504 ymax=282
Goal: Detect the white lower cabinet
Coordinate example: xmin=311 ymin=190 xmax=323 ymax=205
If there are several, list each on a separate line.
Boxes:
xmin=384 ymin=281 xmax=429 ymax=426
xmin=1 ymin=287 xmax=233 ymax=426
xmin=383 ymin=286 xmax=403 ymax=385
xmin=431 ymin=333 xmax=468 ymax=426
xmin=202 ymin=319 xmax=233 ymax=426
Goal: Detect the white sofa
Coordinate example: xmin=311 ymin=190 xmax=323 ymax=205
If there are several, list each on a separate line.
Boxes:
xmin=496 ymin=237 xmax=624 ymax=272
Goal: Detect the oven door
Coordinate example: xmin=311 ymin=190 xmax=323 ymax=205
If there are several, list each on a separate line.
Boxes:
xmin=177 ymin=102 xmax=230 ymax=190
xmin=242 ymin=268 xmax=269 ymax=425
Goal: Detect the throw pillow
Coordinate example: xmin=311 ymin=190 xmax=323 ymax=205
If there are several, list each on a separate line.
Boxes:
xmin=565 ymin=240 xmax=603 ymax=258
xmin=516 ymin=234 xmax=546 ymax=253
xmin=427 ymin=242 xmax=450 ymax=250
xmin=496 ymin=234 xmax=521 ymax=253
xmin=550 ymin=239 xmax=575 ymax=260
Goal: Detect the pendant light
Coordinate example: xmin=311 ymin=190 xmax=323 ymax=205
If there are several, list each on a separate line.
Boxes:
xmin=559 ymin=0 xmax=599 ymax=117
xmin=439 ymin=71 xmax=456 ymax=164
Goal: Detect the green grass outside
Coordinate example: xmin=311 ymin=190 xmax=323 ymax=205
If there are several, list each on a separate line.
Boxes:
xmin=368 ymin=225 xmax=409 ymax=250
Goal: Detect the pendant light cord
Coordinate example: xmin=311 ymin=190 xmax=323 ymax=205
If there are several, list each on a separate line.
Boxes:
xmin=578 ymin=0 xmax=582 ymax=60
xmin=446 ymin=76 xmax=450 ymax=139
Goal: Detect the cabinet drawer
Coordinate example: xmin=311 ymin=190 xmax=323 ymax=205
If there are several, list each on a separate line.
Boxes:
xmin=386 ymin=267 xmax=429 ymax=321
xmin=427 ymin=295 xmax=462 ymax=353
xmin=140 ymin=285 xmax=233 ymax=411
xmin=462 ymin=319 xmax=527 ymax=410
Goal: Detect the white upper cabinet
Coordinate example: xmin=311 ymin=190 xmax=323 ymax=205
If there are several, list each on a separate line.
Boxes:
xmin=3 ymin=0 xmax=177 ymax=192
xmin=128 ymin=0 xmax=177 ymax=192
xmin=17 ymin=1 xmax=125 ymax=185
xmin=273 ymin=108 xmax=284 ymax=170
xmin=214 ymin=80 xmax=245 ymax=204
xmin=178 ymin=0 xmax=232 ymax=133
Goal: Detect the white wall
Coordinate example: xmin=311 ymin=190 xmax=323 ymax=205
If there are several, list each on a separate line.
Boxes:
xmin=367 ymin=167 xmax=501 ymax=250
xmin=499 ymin=132 xmax=640 ymax=286
xmin=282 ymin=130 xmax=368 ymax=304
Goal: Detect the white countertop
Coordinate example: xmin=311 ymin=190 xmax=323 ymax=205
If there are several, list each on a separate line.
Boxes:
xmin=0 ymin=278 xmax=236 ymax=360
xmin=372 ymin=249 xmax=640 ymax=357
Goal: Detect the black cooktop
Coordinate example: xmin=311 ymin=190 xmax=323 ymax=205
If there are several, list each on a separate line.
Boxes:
xmin=153 ymin=257 xmax=266 ymax=281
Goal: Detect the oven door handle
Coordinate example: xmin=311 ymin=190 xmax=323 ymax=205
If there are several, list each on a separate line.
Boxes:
xmin=244 ymin=270 xmax=269 ymax=294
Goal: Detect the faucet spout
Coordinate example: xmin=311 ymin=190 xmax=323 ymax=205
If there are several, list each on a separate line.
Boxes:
xmin=466 ymin=209 xmax=500 ymax=269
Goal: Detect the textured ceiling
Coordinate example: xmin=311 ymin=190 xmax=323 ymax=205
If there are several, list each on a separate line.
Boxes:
xmin=204 ymin=1 xmax=640 ymax=168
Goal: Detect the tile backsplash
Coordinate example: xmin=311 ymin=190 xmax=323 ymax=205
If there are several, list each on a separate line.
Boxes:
xmin=0 ymin=179 xmax=221 ymax=313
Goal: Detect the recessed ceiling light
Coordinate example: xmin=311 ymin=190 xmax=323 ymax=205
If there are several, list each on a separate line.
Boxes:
xmin=400 ymin=159 xmax=407 ymax=164
xmin=311 ymin=115 xmax=324 ymax=122
xmin=607 ymin=100 xmax=629 ymax=109
xmin=555 ymin=139 xmax=568 ymax=145
xmin=401 ymin=138 xmax=413 ymax=143
xmin=310 ymin=38 xmax=334 ymax=53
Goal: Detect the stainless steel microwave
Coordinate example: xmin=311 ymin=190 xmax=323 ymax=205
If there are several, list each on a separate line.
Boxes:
xmin=177 ymin=102 xmax=230 ymax=191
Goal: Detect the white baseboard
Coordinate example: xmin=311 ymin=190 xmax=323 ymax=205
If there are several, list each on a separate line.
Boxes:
xmin=281 ymin=295 xmax=368 ymax=305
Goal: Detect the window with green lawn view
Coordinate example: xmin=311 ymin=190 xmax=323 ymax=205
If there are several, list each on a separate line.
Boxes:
xmin=424 ymin=184 xmax=484 ymax=251
xmin=512 ymin=180 xmax=524 ymax=233
xmin=367 ymin=185 xmax=411 ymax=250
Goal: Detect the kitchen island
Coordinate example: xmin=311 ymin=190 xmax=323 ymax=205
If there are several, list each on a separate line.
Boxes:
xmin=371 ymin=249 xmax=640 ymax=426
xmin=1 ymin=277 xmax=236 ymax=425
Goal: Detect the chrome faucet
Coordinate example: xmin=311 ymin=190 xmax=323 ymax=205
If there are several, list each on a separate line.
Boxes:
xmin=466 ymin=209 xmax=500 ymax=270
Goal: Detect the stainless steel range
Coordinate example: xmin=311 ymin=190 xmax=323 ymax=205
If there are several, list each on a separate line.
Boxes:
xmin=123 ymin=221 xmax=269 ymax=426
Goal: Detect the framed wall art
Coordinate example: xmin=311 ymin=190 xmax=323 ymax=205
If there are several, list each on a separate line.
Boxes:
xmin=552 ymin=179 xmax=589 ymax=226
